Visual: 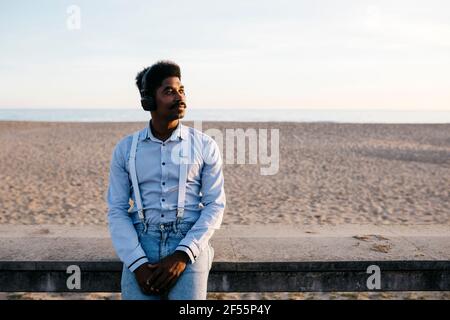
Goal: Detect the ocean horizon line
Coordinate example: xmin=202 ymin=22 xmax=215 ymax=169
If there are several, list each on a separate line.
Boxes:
xmin=0 ymin=108 xmax=449 ymax=124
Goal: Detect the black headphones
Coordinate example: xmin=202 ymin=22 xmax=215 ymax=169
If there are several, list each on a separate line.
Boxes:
xmin=140 ymin=69 xmax=156 ymax=111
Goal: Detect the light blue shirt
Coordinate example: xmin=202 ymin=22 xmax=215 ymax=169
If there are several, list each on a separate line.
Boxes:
xmin=107 ymin=120 xmax=226 ymax=272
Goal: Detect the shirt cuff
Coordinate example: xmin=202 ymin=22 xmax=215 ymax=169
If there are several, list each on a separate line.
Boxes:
xmin=175 ymin=244 xmax=199 ymax=264
xmin=124 ymin=246 xmax=149 ymax=272
xmin=127 ymin=256 xmax=149 ymax=272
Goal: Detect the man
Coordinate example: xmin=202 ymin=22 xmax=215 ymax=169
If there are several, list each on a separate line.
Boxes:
xmin=107 ymin=60 xmax=226 ymax=300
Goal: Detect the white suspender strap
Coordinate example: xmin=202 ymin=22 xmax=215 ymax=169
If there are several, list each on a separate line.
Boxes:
xmin=129 ymin=131 xmax=145 ymax=226
xmin=176 ymin=136 xmax=188 ymax=221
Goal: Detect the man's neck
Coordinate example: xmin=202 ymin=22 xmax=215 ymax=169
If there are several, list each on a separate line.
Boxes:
xmin=150 ymin=118 xmax=179 ymax=142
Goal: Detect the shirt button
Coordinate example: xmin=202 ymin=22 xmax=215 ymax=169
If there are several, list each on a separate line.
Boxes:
xmin=162 ymin=198 xmax=165 ymax=202
xmin=162 ymin=182 xmax=165 ymax=186
xmin=161 ymin=214 xmax=164 ymax=217
xmin=162 ymin=143 xmax=165 ymax=146
xmin=162 ymin=162 xmax=165 ymax=165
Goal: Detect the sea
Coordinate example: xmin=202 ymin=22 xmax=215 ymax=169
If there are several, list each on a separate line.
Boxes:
xmin=0 ymin=108 xmax=449 ymax=123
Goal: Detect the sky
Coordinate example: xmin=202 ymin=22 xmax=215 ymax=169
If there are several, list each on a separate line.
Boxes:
xmin=1 ymin=0 xmax=449 ymax=110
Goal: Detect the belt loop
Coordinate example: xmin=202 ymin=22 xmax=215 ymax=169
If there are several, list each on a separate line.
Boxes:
xmin=138 ymin=209 xmax=147 ymax=233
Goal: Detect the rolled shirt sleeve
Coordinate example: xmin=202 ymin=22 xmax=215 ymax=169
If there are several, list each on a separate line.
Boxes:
xmin=106 ymin=138 xmax=149 ymax=272
xmin=176 ymin=137 xmax=226 ymax=263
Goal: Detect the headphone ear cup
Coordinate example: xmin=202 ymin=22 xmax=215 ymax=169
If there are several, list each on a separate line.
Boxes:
xmin=140 ymin=69 xmax=155 ymax=111
xmin=141 ymin=96 xmax=156 ymax=111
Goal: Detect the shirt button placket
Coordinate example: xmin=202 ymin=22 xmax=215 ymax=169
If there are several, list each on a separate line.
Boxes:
xmin=161 ymin=142 xmax=168 ymax=211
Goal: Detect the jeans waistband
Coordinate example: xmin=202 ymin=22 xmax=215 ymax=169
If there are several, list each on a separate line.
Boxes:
xmin=128 ymin=209 xmax=199 ymax=224
xmin=143 ymin=220 xmax=195 ymax=233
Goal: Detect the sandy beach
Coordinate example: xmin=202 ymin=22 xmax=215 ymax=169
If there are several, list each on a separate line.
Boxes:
xmin=0 ymin=121 xmax=448 ymax=226
xmin=0 ymin=120 xmax=449 ymax=300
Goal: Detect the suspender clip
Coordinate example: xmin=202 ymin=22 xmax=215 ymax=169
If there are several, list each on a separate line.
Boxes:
xmin=176 ymin=207 xmax=185 ymax=219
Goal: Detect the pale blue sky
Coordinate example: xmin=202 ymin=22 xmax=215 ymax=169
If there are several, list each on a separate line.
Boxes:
xmin=1 ymin=0 xmax=449 ymax=110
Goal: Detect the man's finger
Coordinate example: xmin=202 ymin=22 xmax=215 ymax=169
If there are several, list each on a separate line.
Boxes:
xmin=162 ymin=276 xmax=179 ymax=294
xmin=146 ymin=267 xmax=164 ymax=292
xmin=152 ymin=267 xmax=173 ymax=291
xmin=145 ymin=264 xmax=161 ymax=285
xmin=159 ymin=274 xmax=178 ymax=293
xmin=138 ymin=264 xmax=157 ymax=294
xmin=140 ymin=280 xmax=154 ymax=295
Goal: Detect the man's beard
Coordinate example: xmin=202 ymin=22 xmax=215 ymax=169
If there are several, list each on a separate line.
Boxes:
xmin=168 ymin=110 xmax=185 ymax=121
xmin=168 ymin=101 xmax=186 ymax=120
xmin=169 ymin=114 xmax=184 ymax=120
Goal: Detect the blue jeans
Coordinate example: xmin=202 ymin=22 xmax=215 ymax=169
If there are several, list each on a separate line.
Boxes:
xmin=121 ymin=221 xmax=214 ymax=300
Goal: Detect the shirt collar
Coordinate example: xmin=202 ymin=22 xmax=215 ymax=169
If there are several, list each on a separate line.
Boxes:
xmin=146 ymin=120 xmax=187 ymax=142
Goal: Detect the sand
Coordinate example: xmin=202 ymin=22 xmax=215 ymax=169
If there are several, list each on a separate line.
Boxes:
xmin=0 ymin=121 xmax=448 ymax=226
xmin=0 ymin=120 xmax=449 ymax=300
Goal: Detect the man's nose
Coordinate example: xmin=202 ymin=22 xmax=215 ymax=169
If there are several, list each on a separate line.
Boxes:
xmin=174 ymin=91 xmax=184 ymax=99
xmin=174 ymin=94 xmax=185 ymax=104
